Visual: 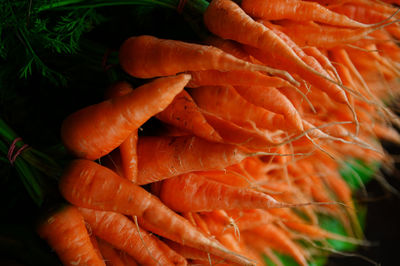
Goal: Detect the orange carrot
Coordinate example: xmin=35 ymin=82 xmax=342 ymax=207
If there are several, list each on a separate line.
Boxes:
xmin=201 ymin=111 xmax=286 ymax=149
xmin=119 ymin=35 xmax=295 ymax=83
xmin=158 ymin=172 xmax=322 ymax=212
xmin=156 ymin=90 xmax=223 ymax=142
xmin=59 ymin=159 xmax=255 ymax=266
xmin=79 ymin=207 xmax=184 ymax=265
xmin=37 ymin=205 xmax=105 ymax=266
xmin=186 ymin=69 xmax=294 ymax=89
xmin=136 ymin=135 xmax=248 ymax=185
xmin=104 ymin=81 xmax=139 ymax=182
xmin=60 ymin=74 xmax=190 ymax=160
xmin=234 ymin=85 xmax=304 ymax=132
xmin=189 ymin=85 xmax=295 ymax=132
xmin=241 ymin=0 xmax=369 ymax=27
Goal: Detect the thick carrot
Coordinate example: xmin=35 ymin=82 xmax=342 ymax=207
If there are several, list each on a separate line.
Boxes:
xmin=59 ymin=159 xmax=255 ymax=266
xmin=104 ymin=81 xmax=138 ymax=182
xmin=186 ymin=69 xmax=294 ymax=89
xmin=78 ymin=207 xmax=183 ymax=265
xmin=189 ymin=85 xmax=295 ymax=132
xmin=201 ymin=111 xmax=286 ymax=149
xmin=156 ymin=90 xmax=223 ymax=142
xmin=158 ymin=172 xmax=324 ymax=212
xmin=119 ymin=35 xmax=295 ymax=83
xmin=37 ymin=205 xmax=105 ymax=266
xmin=61 ymin=74 xmax=190 ymax=160
xmin=136 ymin=135 xmax=246 ymax=185
xmin=241 ymin=0 xmax=369 ymax=27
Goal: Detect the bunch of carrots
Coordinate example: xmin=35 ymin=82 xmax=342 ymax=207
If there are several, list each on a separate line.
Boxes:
xmin=36 ymin=0 xmax=400 ymax=265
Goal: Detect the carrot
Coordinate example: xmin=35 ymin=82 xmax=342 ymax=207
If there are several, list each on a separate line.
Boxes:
xmin=104 ymin=81 xmax=139 ymax=182
xmin=96 ymin=238 xmax=126 ymax=266
xmin=186 ymin=69 xmax=294 ymax=89
xmin=158 ymin=172 xmax=331 ymax=213
xmin=241 ymin=0 xmax=370 ymax=28
xmin=189 ymin=85 xmax=295 ymax=132
xmin=78 ymin=207 xmax=184 ymax=265
xmin=234 ymin=85 xmax=304 ymax=132
xmin=136 ymin=135 xmax=247 ymax=185
xmin=37 ymin=205 xmax=105 ymax=266
xmin=156 ymin=90 xmax=223 ymax=142
xmin=119 ymin=35 xmax=296 ymax=83
xmin=201 ymin=111 xmax=287 ymax=149
xmin=61 ymin=74 xmax=190 ymax=160
xmin=59 ymin=159 xmax=255 ymax=266
xmin=203 ymin=0 xmax=342 ymax=88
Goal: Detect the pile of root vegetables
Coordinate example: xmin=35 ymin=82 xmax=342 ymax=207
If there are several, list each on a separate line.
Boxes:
xmin=37 ymin=0 xmax=400 ymax=265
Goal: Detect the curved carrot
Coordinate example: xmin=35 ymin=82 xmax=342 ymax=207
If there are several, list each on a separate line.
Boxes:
xmin=241 ymin=0 xmax=369 ymax=28
xmin=61 ymin=74 xmax=190 ymax=160
xmin=37 ymin=205 xmax=105 ymax=266
xmin=186 ymin=69 xmax=294 ymax=89
xmin=78 ymin=207 xmax=185 ymax=265
xmin=201 ymin=111 xmax=286 ymax=149
xmin=189 ymin=85 xmax=294 ymax=132
xmin=119 ymin=35 xmax=294 ymax=82
xmin=234 ymin=85 xmax=304 ymax=132
xmin=158 ymin=172 xmax=323 ymax=213
xmin=59 ymin=159 xmax=255 ymax=266
xmin=136 ymin=135 xmax=246 ymax=185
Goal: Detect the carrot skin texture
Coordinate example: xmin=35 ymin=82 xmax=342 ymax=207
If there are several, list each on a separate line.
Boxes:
xmin=159 ymin=172 xmax=283 ymax=212
xmin=136 ymin=135 xmax=246 ymax=185
xmin=59 ymin=159 xmax=255 ymax=266
xmin=78 ymin=207 xmax=183 ymax=266
xmin=61 ymin=74 xmax=190 ymax=160
xmin=119 ymin=35 xmax=289 ymax=80
xmin=37 ymin=205 xmax=105 ymax=266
